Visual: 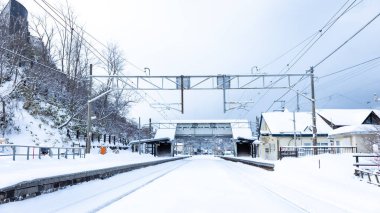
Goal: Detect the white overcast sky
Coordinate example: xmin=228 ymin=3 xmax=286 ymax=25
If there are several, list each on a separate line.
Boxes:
xmin=6 ymin=0 xmax=380 ymax=125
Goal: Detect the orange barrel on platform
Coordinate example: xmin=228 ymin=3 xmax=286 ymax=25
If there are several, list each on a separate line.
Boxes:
xmin=100 ymin=146 xmax=107 ymax=155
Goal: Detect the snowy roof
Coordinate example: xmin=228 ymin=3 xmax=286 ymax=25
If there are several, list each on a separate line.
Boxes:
xmin=155 ymin=120 xmax=252 ymax=140
xmin=234 ymin=137 xmax=257 ymax=143
xmin=154 ymin=127 xmax=177 ymax=140
xmin=261 ymin=111 xmax=333 ymax=135
xmin=373 ymin=109 xmax=380 ymax=118
xmin=329 ymin=124 xmax=380 ymax=136
xmin=317 ymin=109 xmax=376 ymax=126
xmin=231 ymin=126 xmax=253 ymax=139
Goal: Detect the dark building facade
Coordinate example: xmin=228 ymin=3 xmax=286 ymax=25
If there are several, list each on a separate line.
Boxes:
xmin=0 ymin=0 xmax=29 ymax=37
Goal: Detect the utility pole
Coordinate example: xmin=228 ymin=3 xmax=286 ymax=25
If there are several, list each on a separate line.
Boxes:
xmin=181 ymin=75 xmax=184 ymax=114
xmin=296 ymin=90 xmax=300 ymax=112
xmin=310 ymin=67 xmax=318 ymax=154
xmin=293 ymin=111 xmax=297 ymax=146
xmin=223 ymin=75 xmax=226 ymax=113
xmin=138 ymin=117 xmax=141 ymax=154
xmin=86 ymin=64 xmax=93 ymax=154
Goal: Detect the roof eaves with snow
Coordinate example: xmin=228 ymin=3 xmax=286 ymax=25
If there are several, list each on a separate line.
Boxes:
xmin=329 ymin=124 xmax=380 ymax=136
xmin=317 ymin=109 xmax=374 ymax=126
xmin=129 ymin=137 xmax=171 ymax=145
xmin=261 ymin=111 xmax=333 ymax=135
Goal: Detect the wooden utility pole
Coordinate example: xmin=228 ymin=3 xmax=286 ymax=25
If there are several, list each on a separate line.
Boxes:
xmin=310 ymin=67 xmax=318 ymax=154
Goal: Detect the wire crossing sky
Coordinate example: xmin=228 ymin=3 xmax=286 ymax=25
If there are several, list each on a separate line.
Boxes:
xmin=9 ymin=0 xmax=380 ymax=125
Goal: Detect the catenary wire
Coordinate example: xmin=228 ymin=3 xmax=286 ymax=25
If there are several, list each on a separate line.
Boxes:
xmin=32 ymin=0 xmax=175 ymax=120
xmin=243 ymin=0 xmax=359 ymax=114
xmin=37 ymin=0 xmax=178 ymax=119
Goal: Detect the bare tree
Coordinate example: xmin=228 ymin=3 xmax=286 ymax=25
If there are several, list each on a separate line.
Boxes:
xmin=361 ymin=125 xmax=380 ymax=152
xmin=29 ymin=15 xmax=56 ymax=65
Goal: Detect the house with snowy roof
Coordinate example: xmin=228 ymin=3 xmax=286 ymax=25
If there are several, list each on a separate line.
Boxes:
xmin=258 ymin=109 xmax=380 ymax=160
xmin=258 ymin=111 xmax=333 ymax=160
xmin=329 ymin=124 xmax=380 ymax=153
xmin=317 ymin=109 xmax=380 ymax=129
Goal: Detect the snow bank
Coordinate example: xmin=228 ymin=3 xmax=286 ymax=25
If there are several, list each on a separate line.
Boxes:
xmin=259 ymin=154 xmax=380 ymax=212
xmin=7 ymin=101 xmax=65 ymax=147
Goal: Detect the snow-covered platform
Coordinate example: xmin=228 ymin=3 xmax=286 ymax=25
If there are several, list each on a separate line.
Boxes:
xmin=220 ymin=156 xmax=275 ymax=170
xmin=0 ymin=150 xmax=188 ymax=203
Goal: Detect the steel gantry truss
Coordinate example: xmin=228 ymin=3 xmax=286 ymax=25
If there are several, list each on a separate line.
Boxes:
xmin=90 ymin=73 xmax=312 ymax=113
xmin=87 ymin=71 xmax=318 ymax=154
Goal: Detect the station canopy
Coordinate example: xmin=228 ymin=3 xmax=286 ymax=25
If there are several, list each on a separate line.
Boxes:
xmin=154 ymin=120 xmax=253 ymax=140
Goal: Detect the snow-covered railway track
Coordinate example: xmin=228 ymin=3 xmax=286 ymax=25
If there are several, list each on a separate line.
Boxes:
xmin=1 ymin=156 xmax=354 ymax=212
xmin=220 ymin=160 xmax=308 ymax=212
xmin=98 ymin=156 xmax=311 ymax=212
xmin=88 ymin=160 xmax=190 ymax=213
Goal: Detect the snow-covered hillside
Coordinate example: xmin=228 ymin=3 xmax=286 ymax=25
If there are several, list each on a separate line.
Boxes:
xmin=7 ymin=100 xmax=66 ymax=146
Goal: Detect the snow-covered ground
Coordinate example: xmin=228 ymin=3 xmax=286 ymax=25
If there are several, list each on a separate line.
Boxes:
xmin=1 ymin=154 xmax=380 ymax=212
xmin=2 ymin=100 xmax=66 ymax=147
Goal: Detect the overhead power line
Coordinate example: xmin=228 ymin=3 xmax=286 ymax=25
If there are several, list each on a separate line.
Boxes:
xmin=0 ymin=45 xmax=80 ymax=79
xmin=314 ymin=10 xmax=380 ymax=68
xmin=244 ymin=0 xmax=358 ymax=114
xmin=33 ymin=0 xmax=177 ymax=119
xmin=39 ymin=0 xmax=150 ymax=75
xmin=287 ymin=56 xmax=380 ymax=109
xmin=319 ymin=56 xmax=380 ymax=79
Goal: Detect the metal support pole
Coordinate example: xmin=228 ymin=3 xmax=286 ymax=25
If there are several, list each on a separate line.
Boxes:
xmin=27 ymin=146 xmax=29 ymax=160
xmin=223 ymin=75 xmax=226 ymax=113
xmin=293 ymin=111 xmax=297 ymax=146
xmin=149 ymin=118 xmax=152 ymax=138
xmin=138 ymin=117 xmax=141 ymax=154
xmin=181 ymin=75 xmax=184 ymax=114
xmin=86 ymin=64 xmax=93 ymax=154
xmin=310 ymin=67 xmax=318 ymax=155
xmin=12 ymin=146 xmax=15 ymax=161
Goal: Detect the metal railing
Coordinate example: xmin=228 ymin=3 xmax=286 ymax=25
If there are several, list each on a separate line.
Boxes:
xmin=355 ymin=168 xmax=380 ymax=186
xmin=279 ymin=146 xmax=357 ymax=159
xmin=352 ymin=154 xmax=380 ymax=186
xmin=0 ymin=144 xmax=85 ymax=161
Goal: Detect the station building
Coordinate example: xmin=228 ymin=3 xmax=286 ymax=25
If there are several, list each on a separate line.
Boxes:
xmin=153 ymin=120 xmax=254 ymax=156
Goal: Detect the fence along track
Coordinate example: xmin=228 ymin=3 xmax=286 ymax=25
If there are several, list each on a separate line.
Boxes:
xmin=0 ymin=144 xmax=85 ymax=161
